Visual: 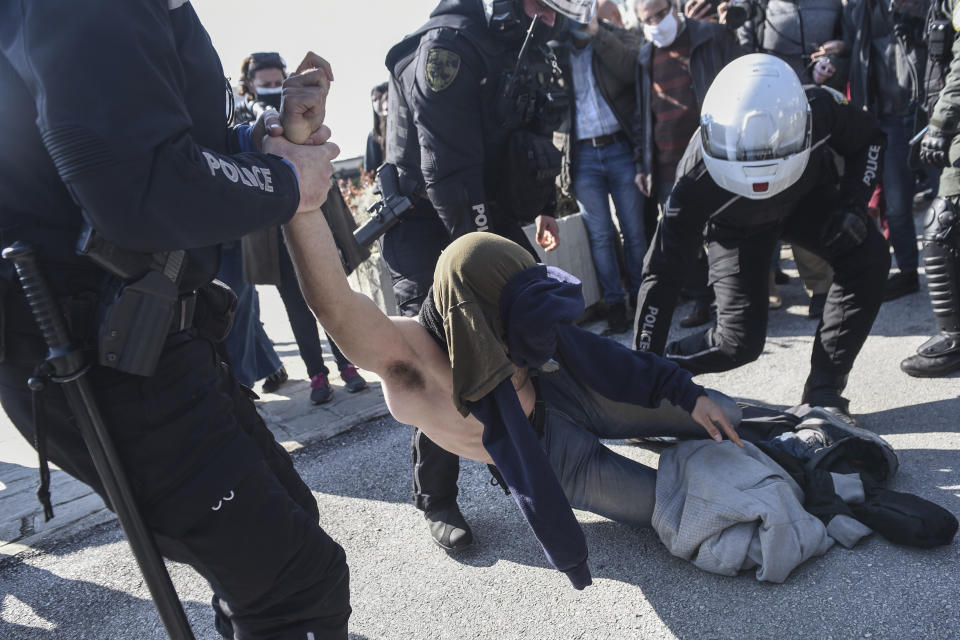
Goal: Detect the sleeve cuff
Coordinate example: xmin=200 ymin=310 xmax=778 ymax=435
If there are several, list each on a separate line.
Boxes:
xmin=563 ymin=560 xmax=593 ymax=590
xmin=676 ymin=381 xmax=706 ymax=414
xmin=928 ymin=117 xmax=959 ymax=135
xmin=280 ymin=158 xmax=299 ymax=182
xmin=234 ymin=124 xmax=255 ymax=153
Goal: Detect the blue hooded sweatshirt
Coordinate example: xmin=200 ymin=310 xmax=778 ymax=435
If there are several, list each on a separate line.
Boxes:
xmin=468 ymin=265 xmax=704 ymax=590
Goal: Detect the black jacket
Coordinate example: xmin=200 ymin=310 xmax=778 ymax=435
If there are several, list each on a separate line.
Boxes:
xmin=843 ymin=0 xmax=930 ymax=117
xmin=633 ymin=20 xmax=743 ymax=182
xmin=385 ymin=0 xmax=563 ymax=238
xmin=635 ymin=87 xmax=886 ymax=355
xmin=0 ymin=0 xmax=300 ymax=291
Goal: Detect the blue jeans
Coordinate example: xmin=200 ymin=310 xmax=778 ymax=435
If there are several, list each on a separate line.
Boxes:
xmin=539 ymin=367 xmax=740 ymax=527
xmin=880 ymin=115 xmax=919 ymax=273
xmin=574 ymin=139 xmax=647 ymax=304
xmin=219 ymin=243 xmax=282 ymax=388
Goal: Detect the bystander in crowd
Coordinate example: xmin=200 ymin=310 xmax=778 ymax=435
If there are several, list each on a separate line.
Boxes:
xmin=237 ymin=51 xmax=368 ymax=403
xmin=554 ymin=0 xmax=646 ymax=334
xmin=833 ymin=0 xmax=931 ymax=301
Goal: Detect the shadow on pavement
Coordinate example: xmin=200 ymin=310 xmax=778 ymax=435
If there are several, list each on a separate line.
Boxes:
xmin=860 ymin=397 xmax=960 ymax=435
xmin=0 ymin=554 xmax=210 ymax=639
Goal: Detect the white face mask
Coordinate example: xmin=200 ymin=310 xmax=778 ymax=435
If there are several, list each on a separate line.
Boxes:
xmin=644 ymin=11 xmax=680 ymax=47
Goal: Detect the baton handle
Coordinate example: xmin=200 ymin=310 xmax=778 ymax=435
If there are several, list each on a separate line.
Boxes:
xmin=2 ymin=242 xmax=74 ymax=365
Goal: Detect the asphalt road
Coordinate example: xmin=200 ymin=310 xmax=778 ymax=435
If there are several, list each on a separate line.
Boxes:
xmin=2 ymin=243 xmax=959 ymax=640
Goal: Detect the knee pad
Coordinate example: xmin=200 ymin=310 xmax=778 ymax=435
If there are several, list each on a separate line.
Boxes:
xmin=922 ymin=198 xmax=960 ymax=333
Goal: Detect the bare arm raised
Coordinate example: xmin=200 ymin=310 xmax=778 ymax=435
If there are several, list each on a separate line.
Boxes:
xmin=279 ymin=179 xmax=421 ymax=380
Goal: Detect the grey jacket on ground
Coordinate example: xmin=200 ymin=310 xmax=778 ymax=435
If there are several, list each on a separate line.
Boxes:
xmin=653 ymin=440 xmax=869 ymax=583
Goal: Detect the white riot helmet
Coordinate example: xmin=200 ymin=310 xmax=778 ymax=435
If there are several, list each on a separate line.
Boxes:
xmin=699 ymin=53 xmax=812 ymax=200
xmin=540 ymin=0 xmax=598 ymax=23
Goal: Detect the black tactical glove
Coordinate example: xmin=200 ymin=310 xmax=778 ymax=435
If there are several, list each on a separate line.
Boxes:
xmin=919 ymin=126 xmax=952 ymax=168
xmin=821 ymin=209 xmax=869 ymax=255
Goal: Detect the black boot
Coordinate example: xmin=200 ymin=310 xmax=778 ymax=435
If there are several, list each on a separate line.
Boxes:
xmin=802 ymin=370 xmax=854 ymax=424
xmin=901 ymin=333 xmax=960 ymax=377
xmin=424 ymin=504 xmax=474 ymax=551
xmin=261 ymin=365 xmax=289 ymax=394
xmin=883 ymin=270 xmax=919 ymax=301
xmin=604 ymin=302 xmax=630 ymax=335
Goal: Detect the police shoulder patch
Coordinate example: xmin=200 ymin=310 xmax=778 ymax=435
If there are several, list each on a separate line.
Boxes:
xmin=821 ymin=85 xmax=848 ymax=105
xmin=953 ymin=1 xmax=960 ymax=31
xmin=424 ymin=48 xmax=461 ymax=93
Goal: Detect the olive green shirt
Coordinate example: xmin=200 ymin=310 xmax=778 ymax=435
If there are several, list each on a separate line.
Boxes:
xmin=432 ymin=232 xmax=536 ymax=416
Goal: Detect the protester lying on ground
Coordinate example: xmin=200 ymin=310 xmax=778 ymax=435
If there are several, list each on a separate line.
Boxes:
xmin=279 ymin=199 xmax=958 ymax=587
xmin=278 ymin=179 xmax=956 ymax=587
xmin=279 ymin=194 xmax=742 ymax=589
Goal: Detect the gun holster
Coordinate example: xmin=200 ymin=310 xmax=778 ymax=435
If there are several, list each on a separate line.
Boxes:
xmin=98 ymin=270 xmax=180 ymax=377
xmin=353 ymin=163 xmax=415 ymax=248
xmin=78 ymin=223 xmax=189 ymax=377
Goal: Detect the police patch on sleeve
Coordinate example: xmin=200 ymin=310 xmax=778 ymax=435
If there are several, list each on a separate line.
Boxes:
xmin=425 ymin=48 xmax=461 ymax=92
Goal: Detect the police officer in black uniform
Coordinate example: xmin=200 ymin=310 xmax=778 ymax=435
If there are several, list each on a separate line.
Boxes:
xmin=901 ymin=0 xmax=960 ymax=377
xmin=1 ymin=2 xmax=349 ymax=638
xmin=633 ymin=53 xmax=890 ymax=421
xmin=382 ymin=0 xmax=597 ymax=550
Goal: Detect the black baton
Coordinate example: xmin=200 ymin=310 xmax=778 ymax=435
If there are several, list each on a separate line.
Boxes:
xmin=3 ymin=242 xmax=194 ymax=640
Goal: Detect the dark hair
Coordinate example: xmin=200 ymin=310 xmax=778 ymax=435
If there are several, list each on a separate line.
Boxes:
xmin=371 ymin=82 xmax=389 ymax=142
xmin=239 ymin=52 xmax=287 ymax=97
xmin=370 ymin=81 xmax=389 ymax=102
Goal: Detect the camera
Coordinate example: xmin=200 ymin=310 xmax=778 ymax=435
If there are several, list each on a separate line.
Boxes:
xmin=725 ymin=0 xmax=760 ymax=30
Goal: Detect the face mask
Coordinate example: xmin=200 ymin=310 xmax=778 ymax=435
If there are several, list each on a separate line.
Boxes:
xmin=256 ymin=86 xmax=282 ymax=110
xmin=644 ymin=11 xmax=680 ymax=48
xmin=570 ymin=23 xmax=591 ymax=42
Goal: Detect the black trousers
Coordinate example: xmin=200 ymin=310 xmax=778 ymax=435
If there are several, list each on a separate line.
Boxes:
xmin=0 ymin=300 xmax=350 ymax=639
xmin=381 ymin=203 xmax=537 ymax=512
xmin=664 ymin=196 xmax=891 ymax=388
